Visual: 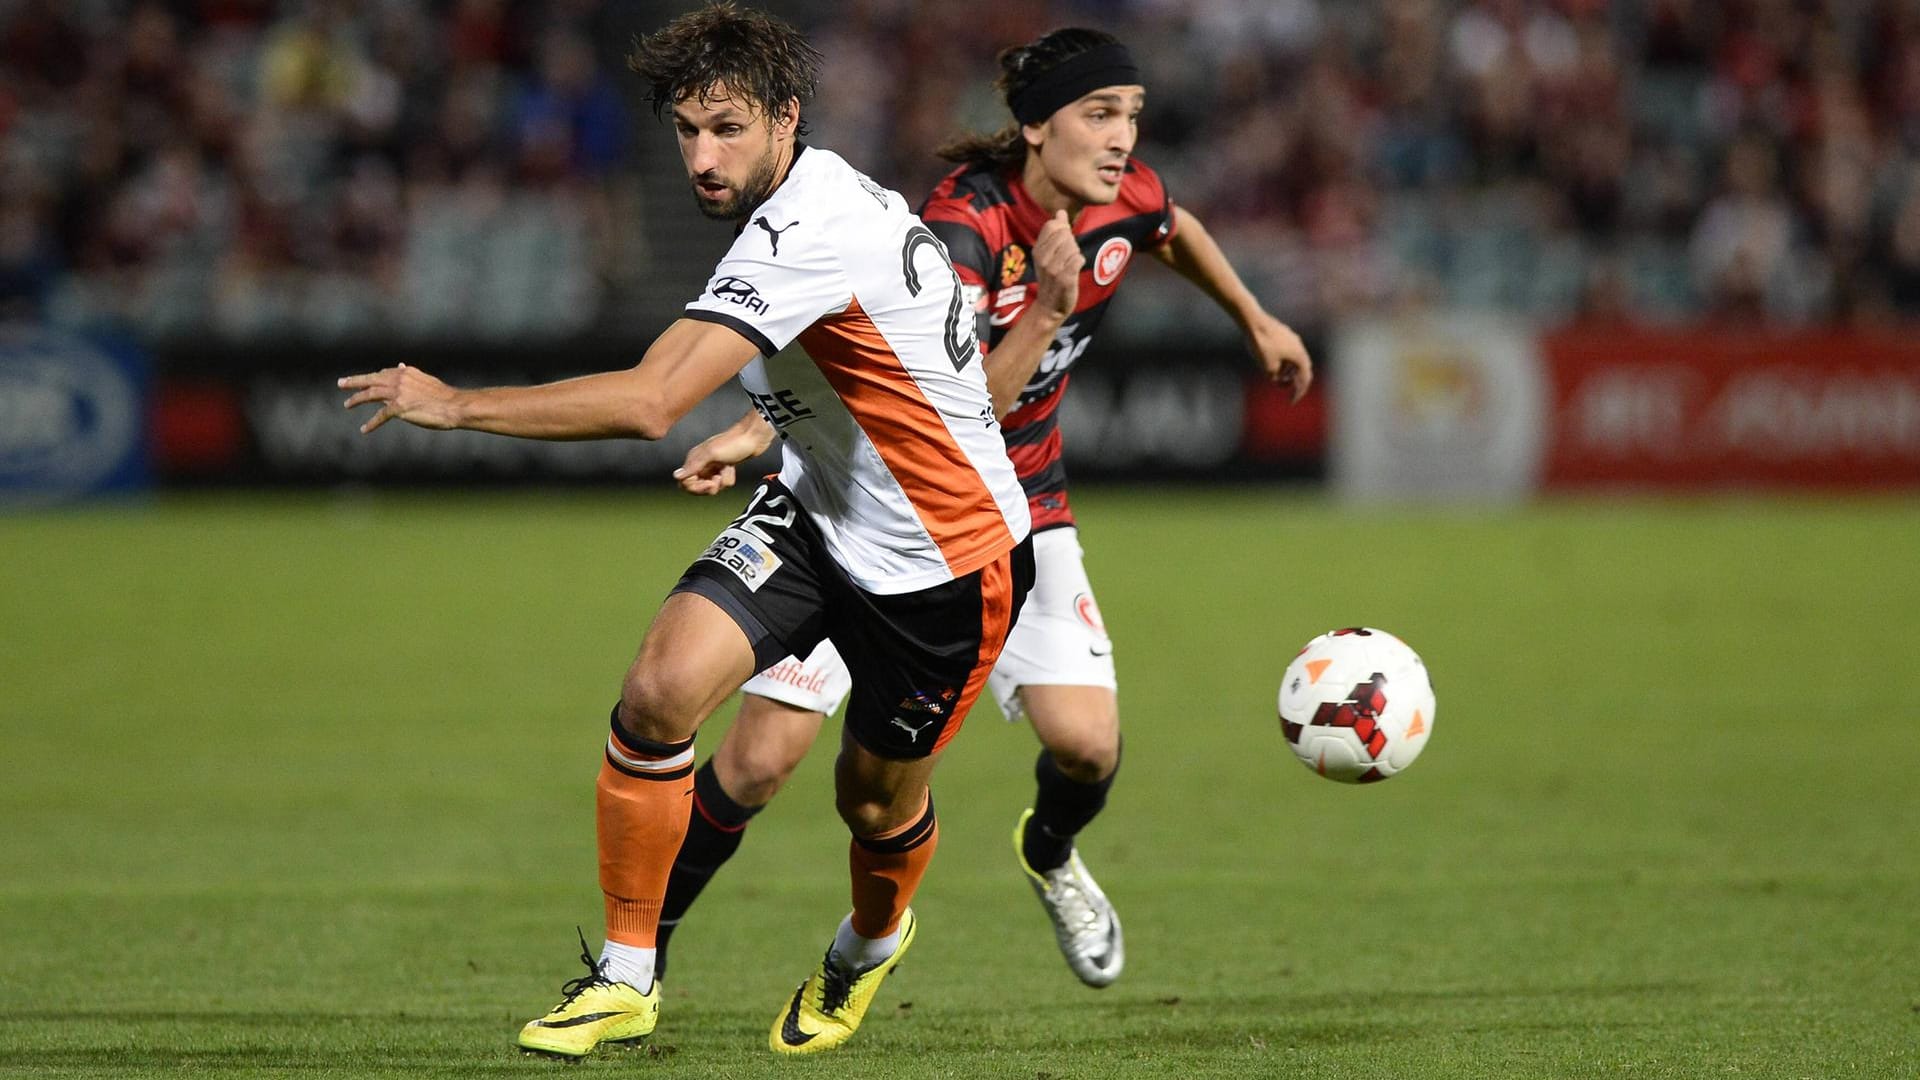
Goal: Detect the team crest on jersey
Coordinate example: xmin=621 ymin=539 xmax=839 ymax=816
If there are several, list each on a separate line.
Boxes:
xmin=999 ymin=244 xmax=1028 ymax=286
xmin=1092 ymin=237 xmax=1132 ymax=286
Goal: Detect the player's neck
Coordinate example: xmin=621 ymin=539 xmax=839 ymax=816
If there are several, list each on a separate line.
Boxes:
xmin=772 ymin=138 xmax=801 ymax=189
xmin=1019 ymin=155 xmax=1084 ymax=222
xmin=736 ymin=139 xmax=801 ymax=224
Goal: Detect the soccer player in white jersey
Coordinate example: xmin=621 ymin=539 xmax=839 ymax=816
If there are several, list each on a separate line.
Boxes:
xmin=339 ymin=4 xmax=1033 ymax=1059
xmin=654 ymin=27 xmax=1314 ymax=992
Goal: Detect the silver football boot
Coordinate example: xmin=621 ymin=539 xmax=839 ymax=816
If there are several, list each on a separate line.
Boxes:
xmin=1013 ymin=808 xmax=1124 ymax=987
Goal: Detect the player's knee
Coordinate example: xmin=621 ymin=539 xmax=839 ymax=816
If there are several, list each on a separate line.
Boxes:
xmin=1044 ymin=716 xmax=1121 ymax=782
xmin=715 ymin=737 xmax=802 ymax=806
xmin=616 ymin=670 xmax=702 ymax=744
xmin=834 ymin=788 xmax=914 ymax=838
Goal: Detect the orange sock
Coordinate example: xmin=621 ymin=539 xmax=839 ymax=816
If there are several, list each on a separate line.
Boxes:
xmin=847 ymin=792 xmax=938 ymax=939
xmin=597 ymin=721 xmax=697 ymax=947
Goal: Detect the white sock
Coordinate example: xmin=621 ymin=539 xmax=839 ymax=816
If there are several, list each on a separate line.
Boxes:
xmin=829 ymin=913 xmax=900 ymax=971
xmin=598 ymin=939 xmax=655 ymax=989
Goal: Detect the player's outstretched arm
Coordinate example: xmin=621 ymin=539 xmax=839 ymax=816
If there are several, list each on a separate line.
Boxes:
xmin=1151 ymin=205 xmax=1313 ymax=403
xmin=674 ymin=409 xmax=776 ymax=495
xmin=983 ymin=210 xmax=1084 ymax=419
xmin=338 ymin=319 xmax=763 ymax=440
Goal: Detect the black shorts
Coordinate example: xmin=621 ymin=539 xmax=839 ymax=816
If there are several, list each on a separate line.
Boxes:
xmin=675 ymin=477 xmax=1034 ymax=759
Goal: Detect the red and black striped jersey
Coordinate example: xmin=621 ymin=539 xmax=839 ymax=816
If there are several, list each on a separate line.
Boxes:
xmin=917 ymin=157 xmax=1176 ymax=531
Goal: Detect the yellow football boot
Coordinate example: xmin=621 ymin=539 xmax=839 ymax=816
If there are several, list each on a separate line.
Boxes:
xmin=517 ymin=934 xmax=659 ymax=1058
xmin=769 ymin=909 xmax=917 ymax=1055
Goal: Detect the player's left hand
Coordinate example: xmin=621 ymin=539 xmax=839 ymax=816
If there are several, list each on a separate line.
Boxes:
xmin=1244 ymin=312 xmax=1314 ymax=404
xmin=673 ymin=445 xmax=739 ymax=496
xmin=338 ymin=364 xmax=464 ymax=434
xmin=672 ymin=416 xmax=772 ymax=495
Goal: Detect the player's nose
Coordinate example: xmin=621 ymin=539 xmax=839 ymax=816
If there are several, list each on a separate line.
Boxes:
xmin=687 ymin=134 xmax=722 ymax=175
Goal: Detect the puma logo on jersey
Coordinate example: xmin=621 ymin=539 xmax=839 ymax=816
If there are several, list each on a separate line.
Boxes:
xmin=752 ymin=216 xmax=798 ymax=256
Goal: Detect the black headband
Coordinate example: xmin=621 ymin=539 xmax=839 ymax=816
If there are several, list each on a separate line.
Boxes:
xmin=1008 ymin=43 xmax=1141 ymax=125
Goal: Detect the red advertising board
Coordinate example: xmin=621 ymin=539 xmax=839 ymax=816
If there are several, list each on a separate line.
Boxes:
xmin=1542 ymin=326 xmax=1920 ymax=489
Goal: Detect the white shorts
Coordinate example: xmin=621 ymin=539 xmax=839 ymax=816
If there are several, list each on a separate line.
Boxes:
xmin=741 ymin=645 xmax=856 ymax=716
xmin=740 ymin=527 xmax=1115 ymax=722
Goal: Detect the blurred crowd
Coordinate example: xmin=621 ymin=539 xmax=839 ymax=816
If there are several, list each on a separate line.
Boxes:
xmin=6 ymin=0 xmax=1920 ymax=345
xmin=0 ymin=0 xmax=630 ymax=342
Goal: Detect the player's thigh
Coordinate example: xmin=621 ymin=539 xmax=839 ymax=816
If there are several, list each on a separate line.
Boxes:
xmin=633 ymin=479 xmax=835 ymax=740
xmin=712 ymin=691 xmax=829 ymax=806
xmin=622 ymin=591 xmax=763 ymax=741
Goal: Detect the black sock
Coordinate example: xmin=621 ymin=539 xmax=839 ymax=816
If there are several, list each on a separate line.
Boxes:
xmin=1022 ymin=743 xmax=1120 ymax=874
xmin=655 ymin=759 xmax=760 ymax=980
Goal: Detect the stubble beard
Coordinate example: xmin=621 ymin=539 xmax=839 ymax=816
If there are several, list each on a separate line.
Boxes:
xmin=693 ymin=145 xmax=781 ymax=222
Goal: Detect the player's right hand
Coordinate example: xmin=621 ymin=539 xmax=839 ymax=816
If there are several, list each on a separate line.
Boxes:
xmin=338 ymin=364 xmax=463 ymax=434
xmin=1032 ymin=210 xmax=1084 ymax=320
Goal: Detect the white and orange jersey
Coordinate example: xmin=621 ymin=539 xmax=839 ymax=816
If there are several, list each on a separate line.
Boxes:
xmin=684 ymin=145 xmax=1030 ymax=595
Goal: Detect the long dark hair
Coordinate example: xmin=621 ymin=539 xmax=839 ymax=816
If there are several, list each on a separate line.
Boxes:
xmin=936 ymin=27 xmax=1122 ymax=170
xmin=626 ymin=2 xmax=823 ymax=135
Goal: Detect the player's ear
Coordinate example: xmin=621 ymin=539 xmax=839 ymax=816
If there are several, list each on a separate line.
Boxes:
xmin=774 ymin=96 xmax=801 ymax=138
xmin=1021 ymin=119 xmax=1047 ymax=151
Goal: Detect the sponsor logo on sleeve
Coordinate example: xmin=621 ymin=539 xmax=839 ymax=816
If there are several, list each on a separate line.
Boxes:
xmin=711 ymin=276 xmax=769 ymax=316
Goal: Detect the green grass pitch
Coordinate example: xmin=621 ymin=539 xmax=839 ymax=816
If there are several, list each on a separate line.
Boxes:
xmin=2 ymin=489 xmax=1916 ymax=1078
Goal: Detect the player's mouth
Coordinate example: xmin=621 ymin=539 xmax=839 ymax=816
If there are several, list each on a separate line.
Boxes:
xmin=694 ymin=176 xmax=731 ymax=200
xmin=1095 ymin=162 xmax=1125 ymax=185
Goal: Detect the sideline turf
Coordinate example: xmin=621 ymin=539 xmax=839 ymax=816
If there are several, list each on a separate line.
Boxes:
xmin=2 ymin=490 xmax=1916 ymax=1078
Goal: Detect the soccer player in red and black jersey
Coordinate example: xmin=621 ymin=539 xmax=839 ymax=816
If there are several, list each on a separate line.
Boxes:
xmin=661 ymin=27 xmax=1312 ymax=991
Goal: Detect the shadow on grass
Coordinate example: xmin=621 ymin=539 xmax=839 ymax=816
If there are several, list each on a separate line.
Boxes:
xmin=867 ymin=978 xmax=1705 ymax=1054
xmin=0 ymin=1050 xmax=547 ymax=1075
xmin=0 ymin=1019 xmax=688 ymax=1075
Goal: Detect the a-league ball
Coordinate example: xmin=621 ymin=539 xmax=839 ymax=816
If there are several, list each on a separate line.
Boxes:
xmin=1278 ymin=627 xmax=1435 ymax=783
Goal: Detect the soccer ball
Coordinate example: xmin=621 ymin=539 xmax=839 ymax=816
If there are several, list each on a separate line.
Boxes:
xmin=1278 ymin=627 xmax=1435 ymax=783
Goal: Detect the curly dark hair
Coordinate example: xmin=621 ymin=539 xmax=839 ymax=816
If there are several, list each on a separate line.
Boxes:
xmin=936 ymin=27 xmax=1123 ymax=171
xmin=626 ymin=2 xmax=822 ymax=133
